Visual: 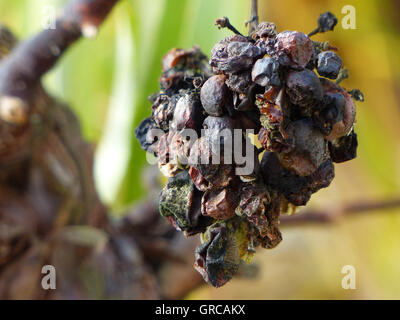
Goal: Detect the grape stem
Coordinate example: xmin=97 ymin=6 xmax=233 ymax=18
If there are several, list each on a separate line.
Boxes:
xmin=215 ymin=17 xmax=244 ymax=36
xmin=308 ymin=27 xmax=321 ymax=37
xmin=246 ymin=0 xmax=259 ymax=35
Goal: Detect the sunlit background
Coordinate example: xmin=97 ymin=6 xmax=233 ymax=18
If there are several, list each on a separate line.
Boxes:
xmin=1 ymin=0 xmax=400 ymax=299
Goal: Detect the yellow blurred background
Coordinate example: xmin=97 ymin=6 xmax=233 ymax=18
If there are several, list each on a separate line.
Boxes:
xmin=0 ymin=0 xmax=399 ymax=299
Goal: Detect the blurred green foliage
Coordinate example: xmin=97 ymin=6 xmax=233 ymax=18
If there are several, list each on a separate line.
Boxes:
xmin=1 ymin=0 xmax=400 ymax=299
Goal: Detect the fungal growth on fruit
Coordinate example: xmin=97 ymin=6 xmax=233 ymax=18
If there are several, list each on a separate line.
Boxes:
xmin=135 ymin=7 xmax=363 ymax=287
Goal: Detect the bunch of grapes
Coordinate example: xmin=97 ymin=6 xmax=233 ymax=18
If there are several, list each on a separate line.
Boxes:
xmin=135 ymin=12 xmax=363 ymax=287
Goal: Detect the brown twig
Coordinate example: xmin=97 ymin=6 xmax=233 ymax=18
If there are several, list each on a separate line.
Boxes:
xmin=0 ymin=0 xmax=120 ymax=223
xmin=280 ymin=198 xmax=400 ymax=226
xmin=0 ymin=0 xmax=119 ymax=108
